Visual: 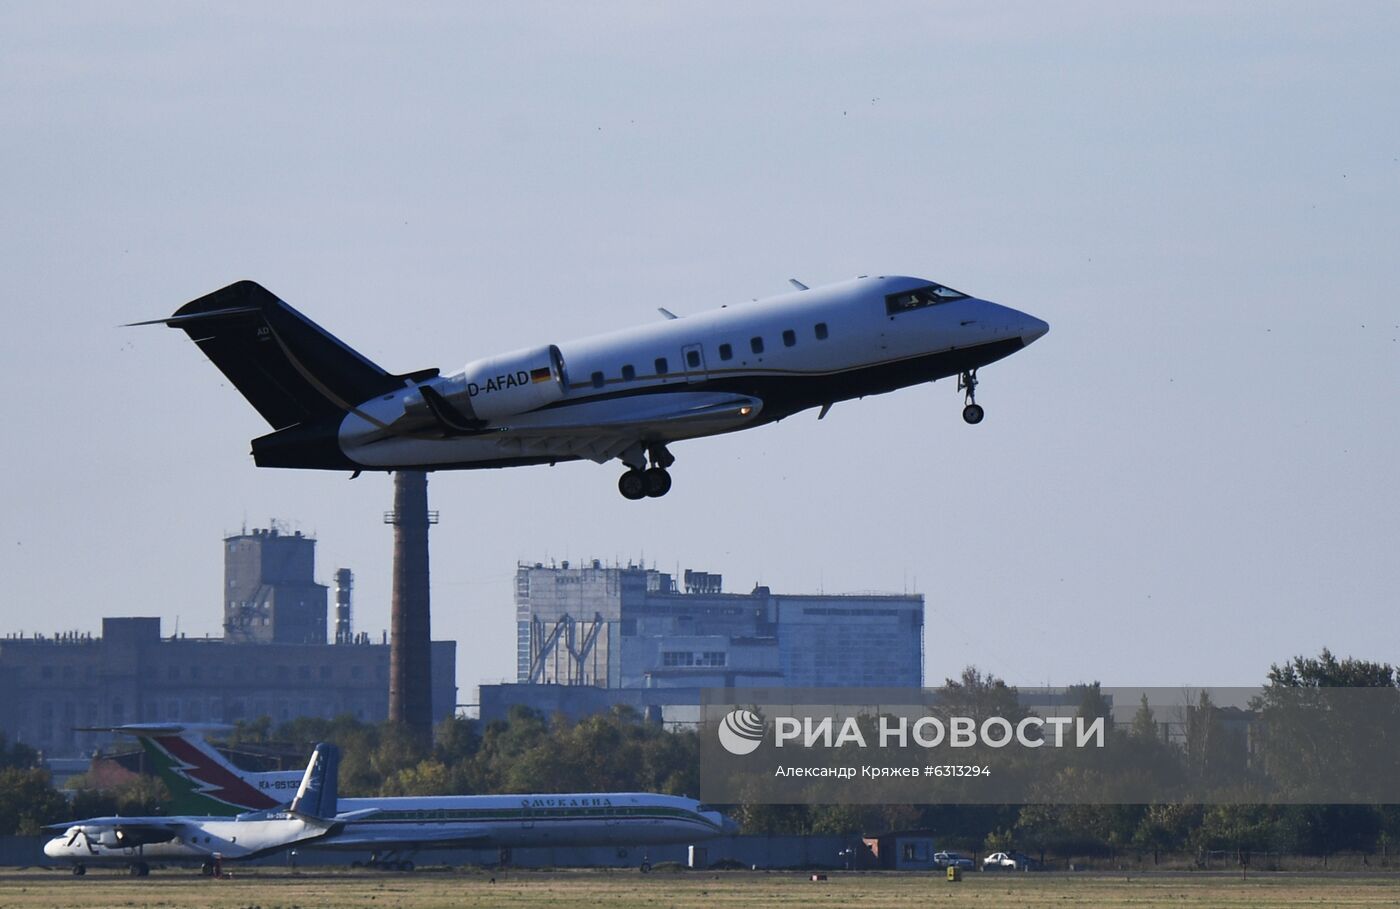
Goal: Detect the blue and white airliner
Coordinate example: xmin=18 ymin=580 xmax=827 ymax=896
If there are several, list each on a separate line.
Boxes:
xmin=139 ymin=275 xmax=1048 ymax=498
xmin=89 ymin=723 xmax=734 ymax=872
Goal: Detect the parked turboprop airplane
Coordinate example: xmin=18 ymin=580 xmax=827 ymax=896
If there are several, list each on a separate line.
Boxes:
xmin=44 ymin=742 xmax=342 ymax=877
xmin=137 ymin=275 xmax=1047 ymax=498
xmin=96 ymin=723 xmax=734 ymax=871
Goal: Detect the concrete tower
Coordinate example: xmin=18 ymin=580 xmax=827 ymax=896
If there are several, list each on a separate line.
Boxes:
xmin=223 ymin=526 xmax=327 ymax=645
xmin=386 ymin=471 xmax=434 ymax=737
xmin=334 ymin=568 xmax=353 ymax=645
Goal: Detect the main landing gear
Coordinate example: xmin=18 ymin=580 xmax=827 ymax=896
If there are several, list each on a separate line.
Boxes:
xmin=958 ymin=369 xmax=984 ymax=424
xmin=618 ymin=443 xmax=674 ymax=500
xmin=353 ymin=850 xmax=417 ymax=871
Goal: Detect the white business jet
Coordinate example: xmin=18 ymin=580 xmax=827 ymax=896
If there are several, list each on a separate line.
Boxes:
xmin=138 ymin=275 xmax=1047 ymax=498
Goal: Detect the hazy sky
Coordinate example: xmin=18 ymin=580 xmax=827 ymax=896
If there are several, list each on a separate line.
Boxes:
xmin=3 ymin=3 xmax=1397 ymax=703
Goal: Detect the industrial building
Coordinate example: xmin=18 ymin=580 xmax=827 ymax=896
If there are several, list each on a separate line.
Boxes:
xmin=482 ymin=560 xmax=923 ymax=725
xmin=223 ymin=526 xmax=329 ymax=645
xmin=0 ymin=526 xmax=456 ymax=758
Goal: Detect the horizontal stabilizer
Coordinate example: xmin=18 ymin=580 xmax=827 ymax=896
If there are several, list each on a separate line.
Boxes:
xmin=144 ymin=281 xmax=410 ymax=431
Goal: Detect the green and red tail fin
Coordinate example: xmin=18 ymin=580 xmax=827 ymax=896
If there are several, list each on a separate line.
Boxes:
xmin=90 ymin=724 xmax=302 ymax=816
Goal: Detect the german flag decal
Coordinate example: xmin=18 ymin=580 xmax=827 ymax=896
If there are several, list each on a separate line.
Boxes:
xmin=530 ymin=367 xmax=552 ymax=384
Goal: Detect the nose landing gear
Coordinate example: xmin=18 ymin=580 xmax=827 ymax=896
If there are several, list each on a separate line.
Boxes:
xmin=958 ymin=369 xmax=984 ymax=424
xmin=618 ymin=443 xmax=675 ymax=499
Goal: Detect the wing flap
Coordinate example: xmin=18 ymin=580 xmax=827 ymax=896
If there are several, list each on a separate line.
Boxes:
xmin=487 ymin=393 xmax=761 ymax=463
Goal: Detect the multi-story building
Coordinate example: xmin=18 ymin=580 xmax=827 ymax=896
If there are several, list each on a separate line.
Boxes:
xmin=0 ymin=525 xmax=457 ymax=758
xmin=0 ymin=617 xmax=454 ymax=757
xmin=484 ymin=560 xmax=923 ymax=725
xmin=223 ymin=526 xmax=328 ymax=645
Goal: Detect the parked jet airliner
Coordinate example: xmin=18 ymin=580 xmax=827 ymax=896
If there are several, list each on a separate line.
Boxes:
xmin=139 ymin=275 xmax=1047 ymax=498
xmin=93 ymin=723 xmax=733 ymax=871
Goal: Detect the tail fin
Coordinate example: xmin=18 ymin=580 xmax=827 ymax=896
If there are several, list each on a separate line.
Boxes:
xmin=87 ymin=723 xmax=300 ymax=816
xmin=289 ymin=743 xmax=340 ymax=820
xmin=138 ymin=281 xmax=418 ymax=431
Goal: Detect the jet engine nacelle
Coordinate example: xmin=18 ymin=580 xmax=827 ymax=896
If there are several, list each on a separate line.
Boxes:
xmin=406 ymin=344 xmax=568 ymax=424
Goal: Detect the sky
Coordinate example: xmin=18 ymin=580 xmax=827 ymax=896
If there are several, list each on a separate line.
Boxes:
xmin=2 ymin=2 xmax=1397 ymax=704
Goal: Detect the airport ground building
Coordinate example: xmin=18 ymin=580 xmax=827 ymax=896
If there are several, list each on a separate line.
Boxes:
xmin=0 ymin=525 xmax=456 ymax=759
xmin=482 ymin=560 xmax=924 ymax=725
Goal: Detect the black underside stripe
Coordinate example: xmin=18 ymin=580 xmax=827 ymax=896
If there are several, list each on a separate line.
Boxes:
xmin=252 ymin=339 xmax=1025 ymax=471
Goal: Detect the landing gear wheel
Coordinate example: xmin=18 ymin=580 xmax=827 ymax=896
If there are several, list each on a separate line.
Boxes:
xmin=640 ymin=861 xmax=652 ymax=873
xmin=643 ymin=467 xmax=672 ymax=498
xmin=618 ymin=470 xmax=646 ymax=500
xmin=73 ymin=864 xmax=86 ymax=877
xmin=129 ymin=862 xmax=150 ymax=877
xmin=958 ymin=369 xmax=983 ymax=425
xmin=201 ymin=860 xmax=215 ymax=877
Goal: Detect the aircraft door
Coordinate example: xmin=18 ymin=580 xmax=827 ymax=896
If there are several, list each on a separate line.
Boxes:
xmin=681 ymin=344 xmax=707 ymax=384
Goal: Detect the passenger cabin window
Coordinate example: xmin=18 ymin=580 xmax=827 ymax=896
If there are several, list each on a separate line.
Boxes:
xmin=686 ymin=349 xmax=701 ymax=369
xmin=655 ymin=357 xmax=669 ymax=375
xmin=621 ymin=364 xmax=636 ymax=381
xmin=885 ymin=283 xmax=968 ymax=316
xmin=590 ymin=371 xmax=605 ymax=389
xmin=815 ymin=322 xmax=829 ymax=340
xmin=782 ymin=329 xmax=796 ymax=347
xmin=718 ymin=343 xmax=733 ymax=361
xmin=750 ymin=337 xmax=764 ymax=354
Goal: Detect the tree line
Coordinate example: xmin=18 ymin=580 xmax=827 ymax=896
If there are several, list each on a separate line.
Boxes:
xmin=2 ymin=647 xmax=1399 ymax=865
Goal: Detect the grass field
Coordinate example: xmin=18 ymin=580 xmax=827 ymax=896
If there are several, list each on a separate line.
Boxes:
xmin=3 ymin=868 xmax=1400 ymax=909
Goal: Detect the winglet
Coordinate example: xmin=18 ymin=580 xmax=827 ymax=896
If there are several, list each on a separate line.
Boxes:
xmin=788 ymin=279 xmax=809 ymax=291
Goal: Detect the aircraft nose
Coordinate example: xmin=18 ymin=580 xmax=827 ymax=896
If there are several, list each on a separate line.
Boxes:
xmin=1021 ymin=315 xmax=1049 ymax=346
xmin=43 ymin=837 xmax=63 ymax=858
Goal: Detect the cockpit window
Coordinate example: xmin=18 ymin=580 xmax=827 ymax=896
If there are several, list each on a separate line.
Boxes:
xmin=885 ymin=283 xmax=967 ymax=316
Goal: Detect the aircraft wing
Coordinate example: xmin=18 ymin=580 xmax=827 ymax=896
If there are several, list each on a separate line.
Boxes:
xmin=477 ymin=391 xmax=764 ymax=464
xmin=47 ymin=818 xmax=186 ymax=847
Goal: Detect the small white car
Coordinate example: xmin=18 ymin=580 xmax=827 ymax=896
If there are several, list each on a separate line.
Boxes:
xmin=982 ymin=851 xmax=1035 ymax=871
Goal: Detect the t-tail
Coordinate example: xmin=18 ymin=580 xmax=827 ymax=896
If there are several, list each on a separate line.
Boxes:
xmin=82 ymin=723 xmax=303 ymax=816
xmin=132 ymin=281 xmax=436 ymax=470
xmin=288 ymin=743 xmax=340 ymax=820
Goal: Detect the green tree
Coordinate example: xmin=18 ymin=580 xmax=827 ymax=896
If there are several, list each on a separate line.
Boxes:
xmin=66 ymin=774 xmax=170 ymax=819
xmin=935 ymin=667 xmax=1028 ymax=724
xmin=1130 ymin=694 xmax=1161 ymax=742
xmin=1266 ymin=648 xmax=1394 ymax=689
xmin=1069 ymin=682 xmax=1113 ymax=730
xmin=1133 ymin=803 xmax=1202 ymax=861
xmin=0 ymin=731 xmax=40 ymax=770
xmin=0 ymin=768 xmax=69 ymax=835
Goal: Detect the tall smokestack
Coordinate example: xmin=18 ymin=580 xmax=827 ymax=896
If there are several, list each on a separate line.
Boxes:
xmin=334 ymin=568 xmax=353 ymax=645
xmin=387 ymin=470 xmax=434 ymax=737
